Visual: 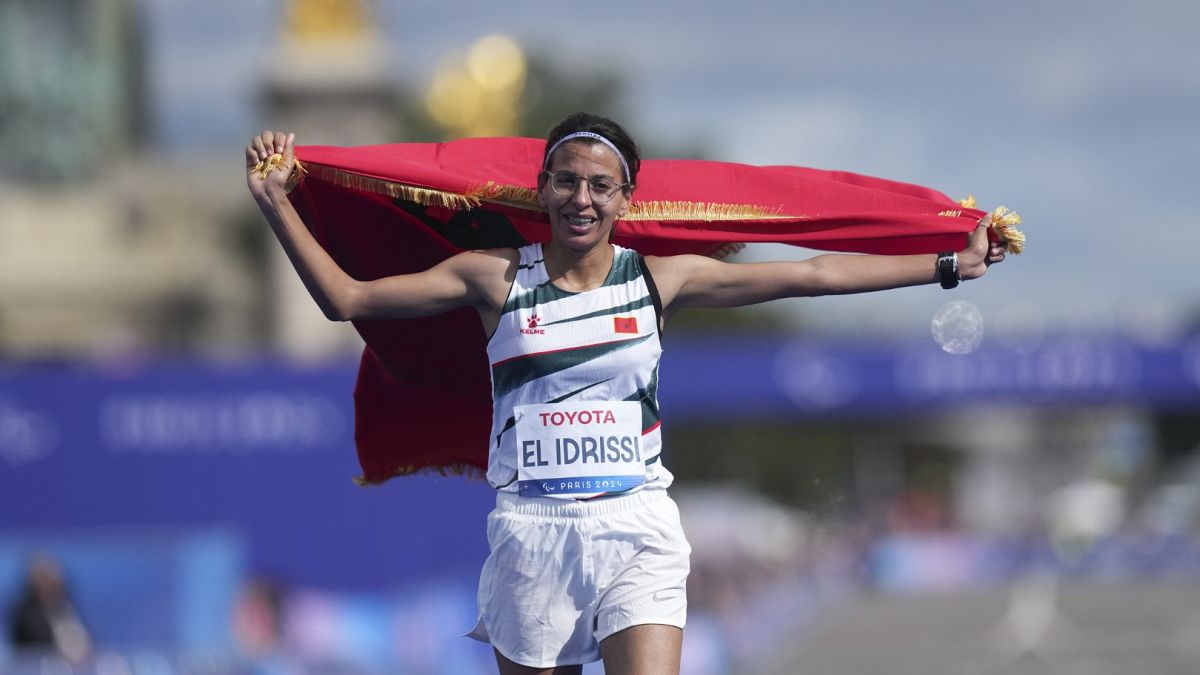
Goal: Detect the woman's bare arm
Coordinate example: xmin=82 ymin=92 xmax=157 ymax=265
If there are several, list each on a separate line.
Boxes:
xmin=246 ymin=130 xmax=513 ymax=323
xmin=647 ymin=220 xmax=1006 ymax=316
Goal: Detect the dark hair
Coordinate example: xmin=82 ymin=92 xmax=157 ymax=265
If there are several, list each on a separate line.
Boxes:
xmin=543 ymin=112 xmax=641 ymax=185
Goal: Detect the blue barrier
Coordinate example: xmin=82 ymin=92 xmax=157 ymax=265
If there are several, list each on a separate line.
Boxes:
xmin=2 ymin=332 xmax=1199 ymax=650
xmin=4 ymin=332 xmax=1199 ymax=526
xmin=660 ymin=332 xmax=1200 ymax=418
xmin=0 ymin=360 xmax=497 ymax=594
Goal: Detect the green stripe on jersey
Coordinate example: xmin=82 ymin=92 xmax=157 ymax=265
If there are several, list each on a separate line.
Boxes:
xmin=540 ymin=295 xmax=653 ymax=327
xmin=501 ymin=248 xmax=641 ymax=314
xmin=623 ymin=364 xmax=661 ymax=430
xmin=610 ymin=248 xmax=641 ymax=283
xmin=492 ymin=334 xmax=651 ymax=397
xmin=502 ymin=280 xmax=577 ymax=314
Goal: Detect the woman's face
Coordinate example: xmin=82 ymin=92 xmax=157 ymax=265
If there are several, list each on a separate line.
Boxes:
xmin=539 ymin=140 xmax=630 ymax=253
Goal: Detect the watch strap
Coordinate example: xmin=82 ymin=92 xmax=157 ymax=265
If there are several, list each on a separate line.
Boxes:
xmin=937 ymin=252 xmax=960 ymax=289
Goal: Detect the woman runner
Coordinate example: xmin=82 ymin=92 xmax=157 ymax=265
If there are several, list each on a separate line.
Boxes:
xmin=246 ymin=112 xmax=1007 ymax=674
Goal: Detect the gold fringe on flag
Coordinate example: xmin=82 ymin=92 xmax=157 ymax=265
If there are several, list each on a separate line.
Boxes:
xmin=299 ymin=168 xmax=795 ymax=222
xmin=467 ymin=182 xmax=541 ymax=209
xmin=626 ymin=200 xmax=788 ymax=222
xmin=284 ymin=159 xmax=308 ymax=193
xmin=465 ymin=182 xmax=789 ymax=221
xmin=303 ymin=163 xmax=483 ymax=210
xmin=297 ymin=165 xmax=1022 ymax=244
xmin=957 ymin=195 xmax=1026 ymax=254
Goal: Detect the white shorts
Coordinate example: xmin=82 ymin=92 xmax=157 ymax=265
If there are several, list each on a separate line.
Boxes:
xmin=467 ymin=488 xmax=691 ymax=668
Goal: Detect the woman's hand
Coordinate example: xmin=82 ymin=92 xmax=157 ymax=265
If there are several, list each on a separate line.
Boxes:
xmin=958 ymin=213 xmax=1008 ymax=281
xmin=245 ymin=130 xmax=296 ymax=204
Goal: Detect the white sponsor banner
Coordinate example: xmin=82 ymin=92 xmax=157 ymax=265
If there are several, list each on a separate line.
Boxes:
xmin=514 ymin=400 xmax=644 ymax=499
xmin=99 ymin=393 xmax=344 ymax=453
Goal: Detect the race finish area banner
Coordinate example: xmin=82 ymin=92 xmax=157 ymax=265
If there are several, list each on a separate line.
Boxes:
xmin=268 ymin=137 xmax=1026 ymax=483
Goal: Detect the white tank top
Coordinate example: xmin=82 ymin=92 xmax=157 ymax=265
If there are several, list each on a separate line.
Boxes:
xmin=485 ymin=243 xmax=672 ymax=495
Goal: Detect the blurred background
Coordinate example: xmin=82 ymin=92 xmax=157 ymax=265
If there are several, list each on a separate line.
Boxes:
xmin=2 ymin=0 xmax=1199 ymax=673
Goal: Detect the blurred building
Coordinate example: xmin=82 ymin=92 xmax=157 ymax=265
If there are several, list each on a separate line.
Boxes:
xmin=259 ymin=0 xmax=400 ymax=359
xmin=0 ymin=0 xmax=253 ymax=358
xmin=0 ymin=0 xmax=406 ymax=360
xmin=0 ymin=0 xmax=147 ymax=181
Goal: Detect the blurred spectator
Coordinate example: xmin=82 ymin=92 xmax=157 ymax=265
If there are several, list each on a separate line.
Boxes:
xmin=6 ymin=554 xmax=92 ymax=663
xmin=1045 ymin=476 xmax=1125 ymax=562
xmin=232 ymin=577 xmax=285 ymax=656
xmin=232 ymin=577 xmax=301 ymax=675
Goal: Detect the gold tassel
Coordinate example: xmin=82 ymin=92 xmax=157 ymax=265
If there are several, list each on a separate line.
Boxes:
xmin=958 ymin=196 xmax=1026 ymax=254
xmin=250 ymin=154 xmax=308 ymax=194
xmin=251 ymin=153 xmax=287 ymax=179
xmin=989 ymin=205 xmax=1026 ymax=255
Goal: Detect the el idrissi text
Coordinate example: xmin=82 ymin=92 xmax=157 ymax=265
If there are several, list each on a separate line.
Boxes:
xmin=521 ymin=408 xmax=642 ymax=468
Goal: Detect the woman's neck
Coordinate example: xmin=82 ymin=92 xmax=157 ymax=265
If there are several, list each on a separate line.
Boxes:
xmin=543 ymin=241 xmax=614 ymax=292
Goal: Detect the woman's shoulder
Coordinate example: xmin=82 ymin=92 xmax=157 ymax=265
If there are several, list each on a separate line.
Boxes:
xmin=642 ymin=243 xmax=745 ymax=273
xmin=450 ymin=246 xmax=523 ymax=271
xmin=640 ymin=252 xmax=709 ymax=273
xmin=443 ymin=247 xmax=526 ymax=288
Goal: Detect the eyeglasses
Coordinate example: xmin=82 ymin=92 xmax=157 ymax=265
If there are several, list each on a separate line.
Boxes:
xmin=540 ymin=170 xmax=631 ymax=204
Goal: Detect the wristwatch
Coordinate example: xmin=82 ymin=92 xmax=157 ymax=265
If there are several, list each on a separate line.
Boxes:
xmin=936 ymin=252 xmax=960 ymax=290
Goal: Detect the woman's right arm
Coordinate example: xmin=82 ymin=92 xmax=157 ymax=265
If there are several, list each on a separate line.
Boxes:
xmin=246 ymin=130 xmax=512 ymax=322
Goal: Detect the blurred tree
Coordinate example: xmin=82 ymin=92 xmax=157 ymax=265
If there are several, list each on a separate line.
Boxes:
xmin=0 ymin=0 xmax=147 ymax=183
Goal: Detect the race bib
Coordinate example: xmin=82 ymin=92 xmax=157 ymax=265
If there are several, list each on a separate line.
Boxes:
xmin=514 ymin=401 xmax=645 ymax=499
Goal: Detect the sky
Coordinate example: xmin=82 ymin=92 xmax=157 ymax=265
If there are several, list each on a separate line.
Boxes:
xmin=145 ymin=0 xmax=1200 ymax=340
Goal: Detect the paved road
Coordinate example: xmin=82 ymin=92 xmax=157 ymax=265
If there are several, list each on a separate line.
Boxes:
xmin=759 ymin=580 xmax=1200 ymax=675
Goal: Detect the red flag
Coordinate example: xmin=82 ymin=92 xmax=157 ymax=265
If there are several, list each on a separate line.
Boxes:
xmin=286 ymin=137 xmax=1022 ymax=484
xmin=613 ymin=317 xmax=639 ymax=334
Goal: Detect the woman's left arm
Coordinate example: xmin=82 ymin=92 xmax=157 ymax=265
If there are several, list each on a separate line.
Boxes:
xmin=649 ymin=217 xmax=1007 ymax=314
